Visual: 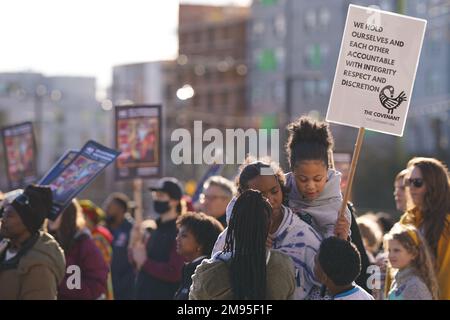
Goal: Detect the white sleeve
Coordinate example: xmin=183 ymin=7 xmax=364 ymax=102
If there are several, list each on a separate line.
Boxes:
xmin=211 ymin=228 xmax=227 ymax=255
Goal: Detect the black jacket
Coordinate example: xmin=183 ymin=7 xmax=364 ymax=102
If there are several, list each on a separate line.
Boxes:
xmin=174 ymin=257 xmax=206 ymax=300
xmin=348 ymin=203 xmax=373 ymax=294
xmin=135 ymin=218 xmax=184 ymax=300
xmin=108 ymin=215 xmax=135 ymax=300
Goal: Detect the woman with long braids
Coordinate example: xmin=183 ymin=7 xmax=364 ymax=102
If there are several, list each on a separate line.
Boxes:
xmin=212 ymin=157 xmax=322 ymax=299
xmin=189 ymin=190 xmax=296 ymax=300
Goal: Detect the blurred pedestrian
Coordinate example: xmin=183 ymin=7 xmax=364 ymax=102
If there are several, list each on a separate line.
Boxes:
xmin=133 ymin=177 xmax=185 ymax=300
xmin=356 ymin=214 xmax=384 ymax=263
xmin=48 ymin=199 xmax=108 ymax=299
xmin=190 ymin=190 xmax=296 ymax=300
xmin=104 ymin=192 xmax=135 ymax=300
xmin=398 ymin=157 xmax=450 ymax=299
xmin=356 ymin=212 xmax=390 ymax=299
xmin=174 ymin=211 xmax=223 ymax=300
xmin=0 ymin=185 xmax=65 ymax=300
xmin=394 ymin=169 xmax=409 ymax=213
xmin=79 ymin=199 xmax=114 ymax=300
xmin=374 ymin=211 xmax=395 ymax=235
xmin=200 ymin=176 xmax=236 ymax=228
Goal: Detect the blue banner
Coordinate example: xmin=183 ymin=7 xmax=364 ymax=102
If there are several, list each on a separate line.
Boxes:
xmin=40 ymin=141 xmax=120 ymax=220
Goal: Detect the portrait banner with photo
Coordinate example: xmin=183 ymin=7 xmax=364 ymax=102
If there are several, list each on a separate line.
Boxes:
xmin=43 ymin=140 xmax=120 ymax=220
xmin=1 ymin=122 xmax=37 ymax=189
xmin=39 ymin=149 xmax=78 ymax=185
xmin=115 ymin=105 xmax=162 ymax=180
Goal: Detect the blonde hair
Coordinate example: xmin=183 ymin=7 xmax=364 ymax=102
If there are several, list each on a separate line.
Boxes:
xmin=384 ymin=224 xmax=439 ymax=299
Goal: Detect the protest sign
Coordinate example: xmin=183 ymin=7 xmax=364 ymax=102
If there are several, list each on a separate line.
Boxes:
xmin=115 ymin=105 xmax=162 ymax=180
xmin=326 ymin=4 xmax=427 ymax=136
xmin=41 ymin=141 xmax=120 ymax=220
xmin=1 ymin=122 xmax=37 ymax=189
xmin=326 ymin=5 xmax=427 ymax=218
xmin=39 ymin=150 xmax=78 ymax=185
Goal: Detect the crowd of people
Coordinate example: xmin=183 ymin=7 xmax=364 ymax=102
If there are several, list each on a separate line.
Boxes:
xmin=0 ymin=116 xmax=449 ymax=300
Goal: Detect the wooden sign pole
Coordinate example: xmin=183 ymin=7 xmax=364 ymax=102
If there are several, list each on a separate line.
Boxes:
xmin=338 ymin=127 xmax=365 ymax=218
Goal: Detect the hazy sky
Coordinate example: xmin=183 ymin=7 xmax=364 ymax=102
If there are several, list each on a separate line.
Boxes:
xmin=0 ymin=0 xmax=251 ymax=96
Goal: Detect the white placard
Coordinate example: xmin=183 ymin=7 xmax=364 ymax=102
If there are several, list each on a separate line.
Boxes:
xmin=326 ymin=4 xmax=427 ymax=136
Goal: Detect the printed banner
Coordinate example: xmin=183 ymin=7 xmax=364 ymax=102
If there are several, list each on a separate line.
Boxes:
xmin=41 ymin=141 xmax=120 ymax=220
xmin=39 ymin=150 xmax=78 ymax=185
xmin=115 ymin=105 xmax=162 ymax=180
xmin=1 ymin=122 xmax=37 ymax=189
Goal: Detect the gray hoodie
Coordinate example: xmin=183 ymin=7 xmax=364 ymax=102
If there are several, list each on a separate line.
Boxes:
xmin=286 ymin=169 xmax=351 ymax=238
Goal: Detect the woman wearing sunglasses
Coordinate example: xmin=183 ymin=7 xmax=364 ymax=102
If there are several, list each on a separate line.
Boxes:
xmin=398 ymin=157 xmax=450 ymax=300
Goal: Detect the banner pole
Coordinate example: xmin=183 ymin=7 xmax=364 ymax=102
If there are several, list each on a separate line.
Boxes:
xmin=129 ymin=178 xmax=143 ymax=250
xmin=133 ymin=178 xmax=143 ymax=225
xmin=338 ymin=127 xmax=365 ymax=218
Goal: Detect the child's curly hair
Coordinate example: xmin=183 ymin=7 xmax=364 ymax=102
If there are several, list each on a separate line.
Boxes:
xmin=286 ymin=116 xmax=334 ymax=170
xmin=235 ymin=155 xmax=289 ymax=205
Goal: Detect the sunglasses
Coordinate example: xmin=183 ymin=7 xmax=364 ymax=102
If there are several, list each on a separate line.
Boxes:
xmin=405 ymin=178 xmax=424 ymax=188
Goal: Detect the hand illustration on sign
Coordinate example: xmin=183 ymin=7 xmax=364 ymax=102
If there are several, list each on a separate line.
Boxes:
xmin=379 ymin=85 xmax=407 ymax=114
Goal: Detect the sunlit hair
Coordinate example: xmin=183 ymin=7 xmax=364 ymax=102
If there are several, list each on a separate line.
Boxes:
xmin=384 ymin=224 xmax=439 ymax=300
xmin=285 ymin=116 xmax=334 ymax=170
xmin=176 ymin=211 xmax=224 ymax=256
xmin=223 ymin=189 xmax=272 ymax=300
xmin=403 ymin=157 xmax=450 ymax=256
xmin=395 ymin=168 xmax=409 ymax=182
xmin=203 ymin=176 xmax=237 ymax=199
xmin=57 ymin=198 xmax=87 ymax=252
xmin=235 ymin=155 xmax=288 ymax=205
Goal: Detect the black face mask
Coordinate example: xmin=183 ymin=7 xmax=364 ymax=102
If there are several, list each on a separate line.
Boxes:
xmin=153 ymin=201 xmax=170 ymax=214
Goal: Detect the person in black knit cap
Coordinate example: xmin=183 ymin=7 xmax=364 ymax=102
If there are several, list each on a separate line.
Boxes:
xmin=0 ymin=185 xmax=66 ymax=300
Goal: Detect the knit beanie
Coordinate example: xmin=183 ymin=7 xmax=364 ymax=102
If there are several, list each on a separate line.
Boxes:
xmin=11 ymin=185 xmax=53 ymax=234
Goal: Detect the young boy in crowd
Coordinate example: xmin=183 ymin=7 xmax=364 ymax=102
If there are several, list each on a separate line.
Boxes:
xmin=314 ymin=237 xmax=374 ymax=300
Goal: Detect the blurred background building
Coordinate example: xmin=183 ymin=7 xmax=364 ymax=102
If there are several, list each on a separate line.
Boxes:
xmin=0 ymin=72 xmax=106 ymax=192
xmin=0 ymin=0 xmax=449 ymax=215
